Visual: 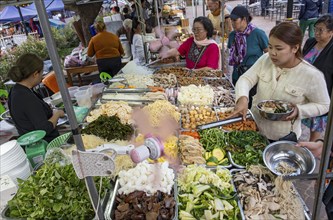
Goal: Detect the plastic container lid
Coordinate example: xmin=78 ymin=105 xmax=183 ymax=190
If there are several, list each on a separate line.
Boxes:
xmin=17 ymin=130 xmax=46 ymax=146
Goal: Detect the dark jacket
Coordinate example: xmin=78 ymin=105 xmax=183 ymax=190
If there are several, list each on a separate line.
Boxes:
xmin=303 ymin=37 xmax=333 ymax=97
xmin=8 ymin=84 xmax=59 ymax=142
xmin=299 ymin=0 xmax=322 ymax=20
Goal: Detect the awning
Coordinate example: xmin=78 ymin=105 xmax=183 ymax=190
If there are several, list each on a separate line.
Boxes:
xmin=0 ymin=5 xmax=37 ymax=23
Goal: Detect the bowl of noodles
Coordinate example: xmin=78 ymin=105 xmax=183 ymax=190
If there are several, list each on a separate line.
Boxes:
xmin=263 ymin=141 xmax=316 ymax=176
xmin=257 ymin=100 xmax=294 ymax=121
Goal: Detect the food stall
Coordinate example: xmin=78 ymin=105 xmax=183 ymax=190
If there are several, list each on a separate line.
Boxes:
xmin=1 ymin=59 xmax=317 ymax=220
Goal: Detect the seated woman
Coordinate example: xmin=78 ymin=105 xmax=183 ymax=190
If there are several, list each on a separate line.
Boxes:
xmin=231 ymin=22 xmax=330 ymax=141
xmin=8 ymin=53 xmax=64 ymax=142
xmin=87 ymin=21 xmax=124 ymax=77
xmin=160 ymin=16 xmax=221 ymax=70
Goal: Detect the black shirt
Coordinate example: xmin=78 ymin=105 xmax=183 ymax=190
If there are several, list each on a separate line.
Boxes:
xmin=8 ymin=83 xmax=59 ymax=142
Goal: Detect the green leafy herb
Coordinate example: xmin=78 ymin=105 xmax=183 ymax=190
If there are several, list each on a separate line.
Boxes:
xmin=8 ymin=163 xmax=110 ymax=219
xmin=82 ymin=115 xmax=134 ymax=141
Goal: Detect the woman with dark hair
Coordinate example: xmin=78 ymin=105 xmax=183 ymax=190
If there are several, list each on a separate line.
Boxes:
xmin=301 ymin=14 xmax=333 ymax=141
xmin=8 ymin=53 xmax=64 ymax=142
xmin=231 ymin=22 xmax=330 ymax=141
xmin=160 ymin=16 xmax=220 ymax=70
xmin=87 ymin=21 xmax=124 ymax=77
xmin=131 ymin=18 xmax=145 ymax=64
xmin=228 ymin=6 xmax=268 ymax=85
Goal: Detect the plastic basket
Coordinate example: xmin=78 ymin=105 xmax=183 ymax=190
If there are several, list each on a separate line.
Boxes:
xmin=46 ymin=132 xmax=72 ymax=151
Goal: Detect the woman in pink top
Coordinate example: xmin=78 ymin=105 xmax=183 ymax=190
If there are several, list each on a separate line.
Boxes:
xmin=160 ymin=17 xmax=221 ymax=70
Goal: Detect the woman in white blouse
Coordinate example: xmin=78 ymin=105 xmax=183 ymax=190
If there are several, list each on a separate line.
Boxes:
xmin=232 ymin=22 xmax=330 ymax=141
xmin=131 ymin=18 xmax=145 ymax=64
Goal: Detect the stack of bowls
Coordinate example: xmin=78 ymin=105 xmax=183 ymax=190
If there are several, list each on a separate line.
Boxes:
xmin=0 ymin=140 xmax=31 ymax=185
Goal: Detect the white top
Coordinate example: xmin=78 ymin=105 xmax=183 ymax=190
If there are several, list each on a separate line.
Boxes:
xmin=131 ymin=34 xmax=145 ymax=64
xmin=111 ymin=13 xmax=122 ymax=21
xmin=235 ymin=53 xmax=330 ymax=140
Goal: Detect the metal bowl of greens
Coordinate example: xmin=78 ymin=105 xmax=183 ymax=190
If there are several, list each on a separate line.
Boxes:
xmin=263 ymin=141 xmax=316 ymax=176
xmin=257 ymin=100 xmax=294 ymax=121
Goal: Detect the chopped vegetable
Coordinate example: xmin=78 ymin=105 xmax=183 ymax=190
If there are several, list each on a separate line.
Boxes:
xmin=178 ymin=165 xmax=240 ymax=220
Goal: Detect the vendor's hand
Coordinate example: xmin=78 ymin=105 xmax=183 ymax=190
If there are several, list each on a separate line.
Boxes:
xmin=285 ymin=104 xmax=299 ymax=121
xmin=296 ymin=141 xmax=323 ymax=159
xmin=54 ymin=109 xmax=65 ymax=118
xmin=228 ymin=96 xmax=248 ymax=121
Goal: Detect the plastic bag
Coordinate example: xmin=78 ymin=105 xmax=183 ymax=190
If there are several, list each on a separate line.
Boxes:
xmin=44 ymin=148 xmax=71 ymax=166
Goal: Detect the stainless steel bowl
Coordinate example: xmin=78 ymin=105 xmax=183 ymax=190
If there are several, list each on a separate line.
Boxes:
xmin=257 ymin=100 xmax=294 ymax=121
xmin=263 ymin=141 xmax=316 ymax=176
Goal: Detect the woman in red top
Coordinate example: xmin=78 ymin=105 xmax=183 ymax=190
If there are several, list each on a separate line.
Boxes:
xmin=160 ymin=16 xmax=221 ymax=70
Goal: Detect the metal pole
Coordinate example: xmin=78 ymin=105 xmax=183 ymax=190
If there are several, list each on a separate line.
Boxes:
xmin=33 ymin=0 xmax=105 ymax=219
xmin=221 ymin=0 xmax=225 ymax=73
xmin=286 ymin=0 xmax=293 ymax=20
xmin=154 ymin=0 xmax=161 ymax=33
xmin=16 ymin=6 xmax=29 ymax=36
xmin=192 ymin=0 xmax=195 ymax=20
xmin=313 ymin=97 xmax=333 ymax=219
xmin=202 ymin=0 xmax=206 ymax=17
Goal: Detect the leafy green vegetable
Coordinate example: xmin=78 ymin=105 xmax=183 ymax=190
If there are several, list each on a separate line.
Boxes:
xmin=7 ymin=163 xmax=110 ymax=219
xmin=82 ymin=115 xmax=134 ymax=141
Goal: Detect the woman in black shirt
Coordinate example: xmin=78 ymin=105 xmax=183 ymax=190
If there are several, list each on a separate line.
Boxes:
xmin=8 ymin=53 xmax=64 ymax=142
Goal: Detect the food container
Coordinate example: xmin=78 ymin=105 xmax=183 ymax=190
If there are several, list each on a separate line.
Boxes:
xmin=78 ymin=85 xmax=92 ymax=97
xmin=68 ymin=86 xmax=79 ymax=98
xmin=228 ymin=152 xmax=245 ymax=169
xmin=179 ymin=105 xmax=219 ymax=130
xmin=74 ymin=90 xmax=92 ymax=108
xmin=92 ymin=83 xmax=105 ymax=96
xmin=257 ymin=100 xmax=294 ymax=121
xmin=263 ymin=141 xmax=316 ymax=176
xmin=50 ymin=92 xmax=62 ymax=106
xmin=231 ymin=169 xmax=311 ymax=220
xmin=204 ymin=77 xmax=234 ymax=90
xmin=105 ymin=179 xmax=178 ymax=220
xmin=2 ymin=180 xmax=115 ymax=220
xmin=215 ymin=108 xmax=258 ymax=132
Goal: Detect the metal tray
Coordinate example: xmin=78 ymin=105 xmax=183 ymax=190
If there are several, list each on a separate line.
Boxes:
xmin=103 ymin=88 xmax=151 ymax=93
xmin=228 ymin=152 xmax=245 ymax=169
xmin=105 ymin=178 xmax=178 ymax=220
xmin=214 ymin=108 xmax=259 ymax=132
xmin=204 ymin=77 xmax=235 ymax=90
xmin=230 ymin=169 xmax=311 ymax=220
xmin=193 ymin=167 xmax=245 ymax=220
xmin=1 ymin=180 xmax=115 ymax=220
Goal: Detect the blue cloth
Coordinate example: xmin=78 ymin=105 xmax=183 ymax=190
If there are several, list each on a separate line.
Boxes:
xmin=299 ymin=0 xmax=322 ymax=20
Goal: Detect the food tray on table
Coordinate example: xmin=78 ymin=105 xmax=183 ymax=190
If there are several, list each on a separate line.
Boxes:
xmin=223 ymin=130 xmax=268 ymax=168
xmin=204 ymin=77 xmax=234 ymax=91
xmin=101 ymin=93 xmax=154 ymax=103
xmin=214 ymin=108 xmax=258 ymax=132
xmin=178 ymin=105 xmax=219 ymax=130
xmin=153 ymin=67 xmax=223 ymax=78
xmin=103 ymin=88 xmax=151 ymax=93
xmin=177 ymin=166 xmax=244 ymax=220
xmin=230 ymin=169 xmax=311 ymax=220
xmin=105 ymin=178 xmax=178 ymax=220
xmin=1 ymin=180 xmax=115 ymax=220
xmin=176 ymin=76 xmax=205 ymax=86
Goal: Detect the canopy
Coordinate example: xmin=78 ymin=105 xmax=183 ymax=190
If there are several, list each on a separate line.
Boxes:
xmin=0 ymin=6 xmax=37 ymax=23
xmin=26 ymin=0 xmax=64 ymax=12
